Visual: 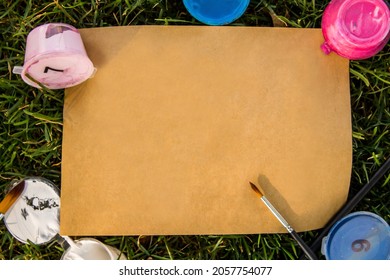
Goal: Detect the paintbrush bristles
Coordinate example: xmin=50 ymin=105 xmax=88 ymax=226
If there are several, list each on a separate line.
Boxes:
xmin=249 ymin=182 xmax=264 ymax=198
xmin=0 ymin=181 xmax=25 ymax=214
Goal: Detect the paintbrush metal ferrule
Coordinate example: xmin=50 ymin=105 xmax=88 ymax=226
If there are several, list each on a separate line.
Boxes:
xmin=260 ymin=196 xmax=293 ymax=233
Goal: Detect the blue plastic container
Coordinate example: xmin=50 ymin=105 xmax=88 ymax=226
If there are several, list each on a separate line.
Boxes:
xmin=183 ymin=0 xmax=250 ymax=26
xmin=322 ymin=211 xmax=390 ymax=260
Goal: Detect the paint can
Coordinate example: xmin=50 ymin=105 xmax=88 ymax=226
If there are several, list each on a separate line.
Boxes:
xmin=2 ymin=177 xmax=126 ymax=259
xmin=322 ymin=211 xmax=390 ymax=260
xmin=183 ymin=0 xmax=250 ymax=26
xmin=13 ymin=23 xmax=95 ymax=89
xmin=61 ymin=238 xmax=126 ymax=260
xmin=321 ymin=0 xmax=390 ymax=60
xmin=2 ymin=177 xmax=60 ymax=245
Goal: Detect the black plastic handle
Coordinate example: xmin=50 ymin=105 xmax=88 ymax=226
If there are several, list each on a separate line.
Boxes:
xmin=290 ymin=230 xmax=318 ymax=260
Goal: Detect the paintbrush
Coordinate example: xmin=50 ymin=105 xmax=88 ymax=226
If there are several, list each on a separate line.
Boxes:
xmin=249 ymin=182 xmax=318 ymax=260
xmin=304 ymin=156 xmax=390 ymax=257
xmin=0 ymin=180 xmax=26 ymax=221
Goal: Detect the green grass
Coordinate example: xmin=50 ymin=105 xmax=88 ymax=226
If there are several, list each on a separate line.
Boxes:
xmin=0 ymin=0 xmax=389 ymax=260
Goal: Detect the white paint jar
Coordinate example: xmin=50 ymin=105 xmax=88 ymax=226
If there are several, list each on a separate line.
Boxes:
xmin=61 ymin=238 xmax=127 ymax=260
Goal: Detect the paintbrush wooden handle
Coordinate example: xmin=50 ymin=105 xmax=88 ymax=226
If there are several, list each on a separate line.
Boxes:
xmin=290 ymin=230 xmax=318 ymax=260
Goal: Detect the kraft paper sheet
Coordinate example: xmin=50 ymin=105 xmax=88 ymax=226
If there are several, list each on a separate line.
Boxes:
xmin=60 ymin=26 xmax=352 ymax=236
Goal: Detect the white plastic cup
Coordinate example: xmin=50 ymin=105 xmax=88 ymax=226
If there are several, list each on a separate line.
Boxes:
xmin=61 ymin=238 xmax=127 ymax=260
xmin=13 ymin=23 xmax=95 ymax=89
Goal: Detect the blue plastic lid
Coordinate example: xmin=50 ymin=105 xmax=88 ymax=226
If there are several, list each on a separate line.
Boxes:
xmin=183 ymin=0 xmax=250 ymax=26
xmin=323 ymin=211 xmax=390 ymax=260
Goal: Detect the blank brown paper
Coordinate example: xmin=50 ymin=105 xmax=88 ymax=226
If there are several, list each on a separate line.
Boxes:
xmin=60 ymin=26 xmax=352 ymax=236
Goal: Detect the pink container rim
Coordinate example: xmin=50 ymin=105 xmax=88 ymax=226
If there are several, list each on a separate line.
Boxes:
xmin=18 ymin=52 xmax=95 ymax=89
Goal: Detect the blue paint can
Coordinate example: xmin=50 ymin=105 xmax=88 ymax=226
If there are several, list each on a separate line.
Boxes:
xmin=183 ymin=0 xmax=250 ymax=25
xmin=322 ymin=211 xmax=390 ymax=260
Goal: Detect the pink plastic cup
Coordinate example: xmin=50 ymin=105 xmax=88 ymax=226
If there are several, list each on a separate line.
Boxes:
xmin=321 ymin=0 xmax=390 ymax=60
xmin=13 ymin=23 xmax=95 ymax=89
